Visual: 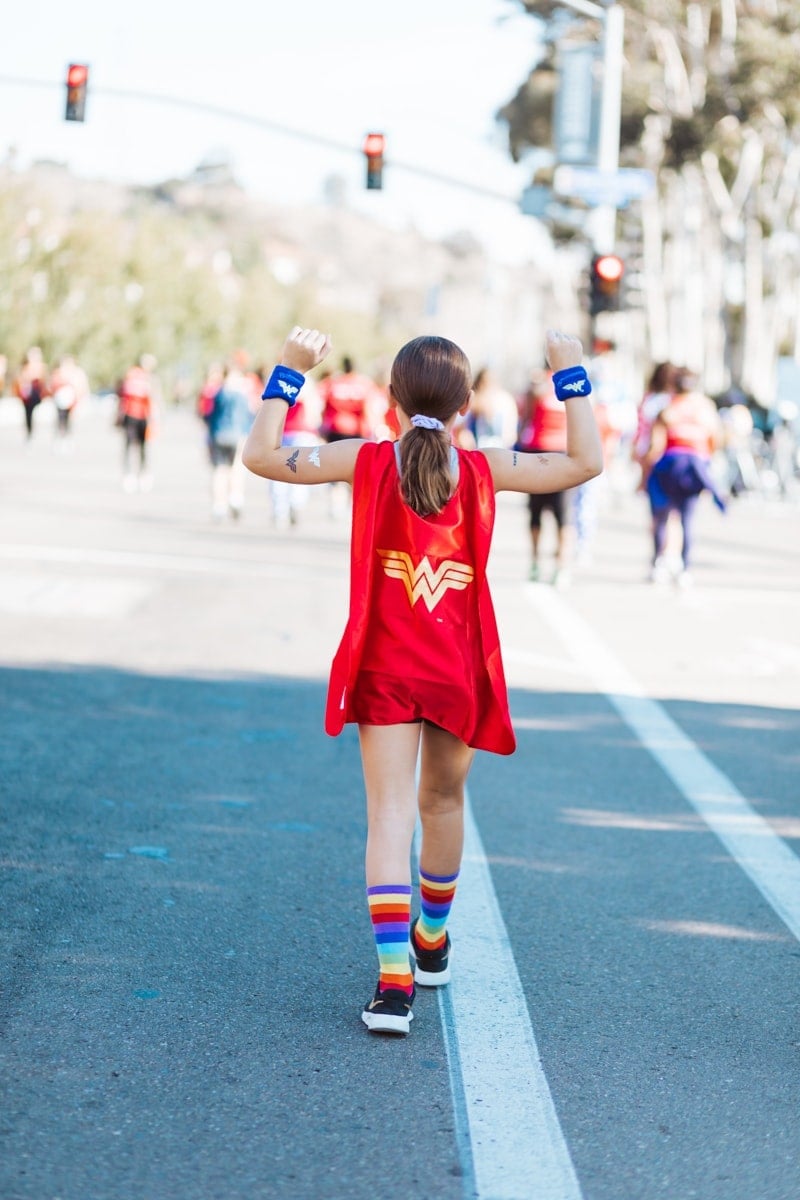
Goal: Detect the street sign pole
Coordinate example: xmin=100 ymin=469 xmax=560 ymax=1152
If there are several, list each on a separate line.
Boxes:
xmin=592 ymin=2 xmax=625 ymax=254
xmin=548 ymin=0 xmax=624 ymax=252
xmin=551 ymin=0 xmax=625 ymax=343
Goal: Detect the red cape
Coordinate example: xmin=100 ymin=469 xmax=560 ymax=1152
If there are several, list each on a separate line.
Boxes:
xmin=325 ymin=441 xmax=515 ymax=755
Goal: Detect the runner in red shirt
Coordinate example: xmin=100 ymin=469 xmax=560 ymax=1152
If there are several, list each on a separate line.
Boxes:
xmin=318 ymin=357 xmax=384 ymax=516
xmin=517 ymin=369 xmax=571 ymax=581
xmin=243 ymin=325 xmax=602 ymax=1035
xmin=13 ymin=347 xmax=49 ymax=440
xmin=318 ymin=357 xmax=380 ymax=440
xmin=117 ymin=356 xmax=157 ymax=491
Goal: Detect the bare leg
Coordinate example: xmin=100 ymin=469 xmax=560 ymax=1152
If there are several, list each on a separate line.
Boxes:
xmin=530 ymin=525 xmax=541 ymax=560
xmin=417 ymin=722 xmax=474 ymax=877
xmin=652 ymin=508 xmax=669 ymax=561
xmin=529 ymin=524 xmax=541 ymax=579
xmin=552 ymin=514 xmax=573 ymax=585
xmin=555 ymin=522 xmax=571 ymax=568
xmin=359 ymin=723 xmax=421 ymax=887
xmin=228 ymin=438 xmax=247 ymax=515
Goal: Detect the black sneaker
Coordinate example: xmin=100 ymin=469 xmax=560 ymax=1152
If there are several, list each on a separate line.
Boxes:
xmin=410 ymin=918 xmax=451 ymax=986
xmin=361 ymin=984 xmax=415 ymax=1035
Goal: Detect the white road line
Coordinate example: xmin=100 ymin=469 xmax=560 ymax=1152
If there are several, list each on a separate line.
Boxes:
xmin=526 ymin=584 xmax=800 ymax=945
xmin=437 ymin=798 xmax=583 ymax=1200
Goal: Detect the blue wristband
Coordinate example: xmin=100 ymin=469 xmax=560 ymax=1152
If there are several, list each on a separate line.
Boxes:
xmin=261 ymin=365 xmax=305 ymax=407
xmin=552 ymin=365 xmax=592 ymax=402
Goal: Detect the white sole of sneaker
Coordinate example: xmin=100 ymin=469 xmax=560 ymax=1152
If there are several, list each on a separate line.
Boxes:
xmin=413 ymin=963 xmax=451 ymax=987
xmin=361 ymin=1010 xmax=413 ymax=1035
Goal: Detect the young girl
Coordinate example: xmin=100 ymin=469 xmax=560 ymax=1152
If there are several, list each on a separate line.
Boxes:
xmin=243 ymin=327 xmax=602 ymax=1035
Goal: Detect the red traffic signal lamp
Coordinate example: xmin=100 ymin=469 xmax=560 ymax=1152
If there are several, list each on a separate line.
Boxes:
xmin=589 ymin=253 xmax=625 ymax=315
xmin=65 ymin=63 xmax=89 ymax=122
xmin=362 ymin=132 xmax=385 ymax=190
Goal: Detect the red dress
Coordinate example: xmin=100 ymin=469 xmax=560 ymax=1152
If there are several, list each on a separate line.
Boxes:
xmin=325 ymin=441 xmax=515 ymax=755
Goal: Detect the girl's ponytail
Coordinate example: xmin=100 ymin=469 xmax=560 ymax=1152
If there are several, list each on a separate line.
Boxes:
xmin=390 ymin=336 xmax=472 ymax=518
xmin=398 ymin=426 xmax=453 ymax=516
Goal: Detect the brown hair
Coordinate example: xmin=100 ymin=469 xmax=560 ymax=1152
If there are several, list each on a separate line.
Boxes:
xmin=647 ymin=361 xmax=677 ymax=394
xmin=390 ymin=336 xmax=472 ymax=516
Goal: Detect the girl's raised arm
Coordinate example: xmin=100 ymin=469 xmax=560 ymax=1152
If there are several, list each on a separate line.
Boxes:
xmin=242 ymin=327 xmax=364 ymax=485
xmin=483 ymin=331 xmax=604 ymax=494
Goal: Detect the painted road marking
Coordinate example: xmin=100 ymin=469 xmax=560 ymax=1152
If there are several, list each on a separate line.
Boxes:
xmin=430 ymin=799 xmax=583 ymax=1200
xmin=526 ymin=584 xmax=800 ymax=945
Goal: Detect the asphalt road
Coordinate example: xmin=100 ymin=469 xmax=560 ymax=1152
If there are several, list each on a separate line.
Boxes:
xmin=1 ymin=398 xmax=799 ymax=1200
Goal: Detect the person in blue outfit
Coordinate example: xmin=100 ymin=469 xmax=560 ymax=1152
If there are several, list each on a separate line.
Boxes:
xmin=207 ymin=362 xmax=257 ymax=520
xmin=644 ymin=368 xmax=725 ymax=585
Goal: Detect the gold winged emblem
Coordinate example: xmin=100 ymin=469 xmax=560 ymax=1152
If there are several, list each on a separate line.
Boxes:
xmin=377 ymin=549 xmax=474 ymax=613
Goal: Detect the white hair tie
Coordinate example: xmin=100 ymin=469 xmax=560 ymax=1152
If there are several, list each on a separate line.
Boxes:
xmin=410 ymin=414 xmax=445 ymax=431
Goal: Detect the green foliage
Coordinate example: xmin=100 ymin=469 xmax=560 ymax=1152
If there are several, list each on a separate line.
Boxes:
xmin=498 ymin=57 xmax=558 ymax=163
xmin=0 ymin=168 xmax=414 ymax=398
xmin=499 ymin=0 xmax=800 ymax=171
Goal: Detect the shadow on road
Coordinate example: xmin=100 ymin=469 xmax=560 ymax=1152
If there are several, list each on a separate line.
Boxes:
xmin=2 ymin=666 xmax=799 ymax=1199
xmin=2 ymin=664 xmax=469 ymax=1200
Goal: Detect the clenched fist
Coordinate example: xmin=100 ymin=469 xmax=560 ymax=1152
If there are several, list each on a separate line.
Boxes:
xmin=545 ymin=330 xmax=583 ymax=374
xmin=279 ymin=327 xmax=332 ymax=375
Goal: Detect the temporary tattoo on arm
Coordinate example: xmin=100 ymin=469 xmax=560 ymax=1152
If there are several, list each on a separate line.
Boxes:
xmin=308 ymin=445 xmax=321 ymax=467
xmin=538 ymin=454 xmax=549 ymax=465
xmin=286 ymin=449 xmax=300 ymax=473
xmin=513 ymin=452 xmax=518 ymax=467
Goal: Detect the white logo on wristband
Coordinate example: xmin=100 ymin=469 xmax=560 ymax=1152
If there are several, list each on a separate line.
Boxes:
xmin=561 ymin=379 xmax=587 ymax=394
xmin=279 ymin=380 xmax=300 ymax=398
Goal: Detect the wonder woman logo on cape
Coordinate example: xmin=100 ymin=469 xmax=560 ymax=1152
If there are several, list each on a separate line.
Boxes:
xmin=376 ymin=549 xmax=474 ymax=613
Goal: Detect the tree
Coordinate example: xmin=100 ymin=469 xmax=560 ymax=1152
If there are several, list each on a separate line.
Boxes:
xmin=499 ymin=0 xmax=800 ymax=398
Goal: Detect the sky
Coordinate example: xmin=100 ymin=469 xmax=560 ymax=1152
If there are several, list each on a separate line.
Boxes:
xmin=0 ymin=0 xmax=550 ymax=263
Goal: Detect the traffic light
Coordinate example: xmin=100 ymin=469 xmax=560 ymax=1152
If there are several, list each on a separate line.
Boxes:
xmin=362 ymin=132 xmax=385 ymax=190
xmin=65 ymin=63 xmax=89 ymax=122
xmin=589 ymin=253 xmax=625 ymax=315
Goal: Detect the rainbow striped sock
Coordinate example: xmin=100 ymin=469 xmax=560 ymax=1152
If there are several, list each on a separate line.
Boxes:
xmin=367 ymin=885 xmax=414 ymax=996
xmin=416 ymin=867 xmax=459 ymax=950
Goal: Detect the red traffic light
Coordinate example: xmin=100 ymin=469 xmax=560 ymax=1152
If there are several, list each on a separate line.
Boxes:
xmin=67 ymin=63 xmax=89 ymax=88
xmin=65 ymin=62 xmax=89 ymax=122
xmin=362 ymin=132 xmax=385 ymax=190
xmin=589 ymin=253 xmax=625 ymax=315
xmin=594 ymin=254 xmax=624 ymax=283
xmin=362 ymin=132 xmax=385 ymax=159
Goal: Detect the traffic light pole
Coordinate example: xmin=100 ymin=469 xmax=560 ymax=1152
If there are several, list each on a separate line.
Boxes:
xmin=554 ymin=0 xmax=624 ymax=254
xmin=553 ymin=0 xmax=624 ymax=345
xmin=593 ymin=2 xmax=624 ymax=255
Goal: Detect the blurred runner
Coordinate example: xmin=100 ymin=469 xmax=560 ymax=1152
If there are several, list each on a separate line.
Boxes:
xmin=319 ymin=355 xmax=378 ymax=441
xmin=644 ymin=367 xmax=726 ymax=586
xmin=633 ymin=362 xmax=677 ymax=488
xmin=318 ymin=355 xmax=381 ymax=516
xmin=50 ymin=355 xmax=89 ymax=444
xmin=470 ymin=367 xmax=518 ymax=449
xmin=117 ymin=355 xmax=157 ymax=492
xmin=517 ymin=368 xmax=572 ymax=584
xmin=207 ymin=361 xmax=256 ymax=520
xmin=14 ymin=347 xmax=48 ymax=440
xmin=268 ymin=374 xmax=323 ymax=529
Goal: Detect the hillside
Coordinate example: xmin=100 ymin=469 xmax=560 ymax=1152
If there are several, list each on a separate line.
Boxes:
xmin=0 ymin=156 xmax=566 ymax=393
